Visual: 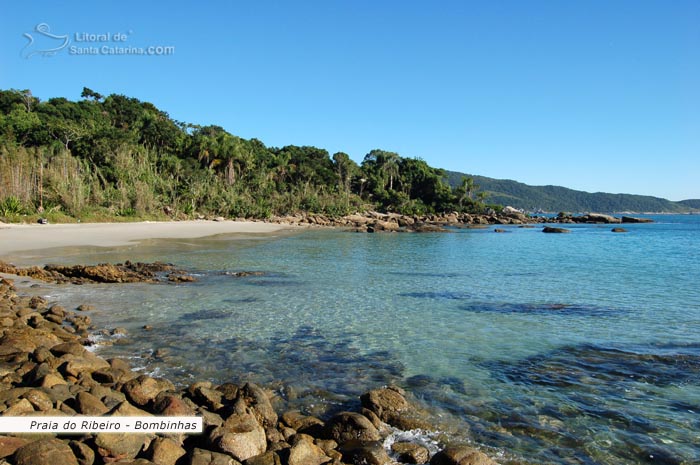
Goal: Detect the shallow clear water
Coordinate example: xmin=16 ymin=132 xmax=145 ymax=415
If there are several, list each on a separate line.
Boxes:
xmin=9 ymin=216 xmax=700 ymax=464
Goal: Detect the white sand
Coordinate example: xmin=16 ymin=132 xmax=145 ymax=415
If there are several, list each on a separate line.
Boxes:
xmin=0 ymin=220 xmax=293 ymax=257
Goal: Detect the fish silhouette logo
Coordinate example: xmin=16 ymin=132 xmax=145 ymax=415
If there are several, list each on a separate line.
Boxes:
xmin=22 ymin=23 xmax=70 ymax=58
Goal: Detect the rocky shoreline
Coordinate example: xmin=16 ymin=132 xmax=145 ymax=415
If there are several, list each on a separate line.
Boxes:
xmin=0 ymin=275 xmax=502 ymax=465
xmin=264 ymin=210 xmax=652 ymax=232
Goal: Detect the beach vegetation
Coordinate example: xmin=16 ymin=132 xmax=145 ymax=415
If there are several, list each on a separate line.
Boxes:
xmin=0 ymin=88 xmax=490 ymax=222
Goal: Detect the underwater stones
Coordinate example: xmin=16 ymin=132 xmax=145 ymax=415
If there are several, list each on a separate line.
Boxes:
xmin=429 ymin=445 xmax=496 ymax=465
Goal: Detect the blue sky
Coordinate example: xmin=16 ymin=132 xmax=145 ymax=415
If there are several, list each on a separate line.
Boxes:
xmin=1 ymin=0 xmax=698 ymax=200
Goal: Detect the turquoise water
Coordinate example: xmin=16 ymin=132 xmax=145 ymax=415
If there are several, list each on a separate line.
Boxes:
xmin=14 ymin=215 xmax=700 ymax=464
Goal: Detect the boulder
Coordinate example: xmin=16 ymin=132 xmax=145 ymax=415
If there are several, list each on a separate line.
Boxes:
xmin=621 ymin=216 xmax=654 ymax=223
xmin=542 ymin=226 xmax=571 ymax=233
xmin=429 ymin=445 xmax=496 ymax=465
xmin=13 ymin=438 xmax=78 ymax=465
xmin=338 ymin=440 xmax=392 ymax=465
xmin=241 ymin=383 xmax=277 ymax=428
xmin=286 ymin=434 xmax=331 ymax=465
xmin=148 ymin=437 xmax=186 ymax=465
xmin=323 ymin=412 xmax=381 ymax=443
xmin=244 ymin=451 xmax=282 ymax=465
xmin=76 ymin=390 xmax=109 ymax=415
xmin=209 ymin=405 xmax=267 ymax=462
xmin=68 ymin=440 xmax=95 ymax=465
xmin=190 ymin=447 xmax=243 ymax=465
xmin=0 ymin=436 xmax=29 ymax=459
xmin=122 ymin=375 xmax=175 ymax=407
xmin=94 ymin=432 xmax=152 ymax=462
xmin=585 ymin=213 xmax=621 ymax=224
xmin=611 ymin=228 xmax=628 ymax=233
xmin=392 ymin=442 xmax=430 ymax=464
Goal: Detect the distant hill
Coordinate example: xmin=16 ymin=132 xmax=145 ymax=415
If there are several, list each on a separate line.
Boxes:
xmin=445 ymin=171 xmax=693 ymax=213
xmin=677 ymin=199 xmax=700 ymax=210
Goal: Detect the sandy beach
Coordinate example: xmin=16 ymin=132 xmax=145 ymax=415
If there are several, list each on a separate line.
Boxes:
xmin=0 ymin=220 xmax=293 ymax=257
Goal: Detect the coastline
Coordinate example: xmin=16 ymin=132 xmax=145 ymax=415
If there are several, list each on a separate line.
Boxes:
xmin=0 ymin=222 xmax=501 ymax=465
xmin=0 ymin=220 xmax=295 ymax=258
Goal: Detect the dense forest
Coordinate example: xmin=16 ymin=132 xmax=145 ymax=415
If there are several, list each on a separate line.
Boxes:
xmin=0 ymin=88 xmax=493 ymax=222
xmin=445 ymin=171 xmax=696 ymax=213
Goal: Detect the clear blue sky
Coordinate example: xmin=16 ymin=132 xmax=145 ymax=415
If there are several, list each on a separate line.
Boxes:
xmin=1 ymin=0 xmax=698 ymax=200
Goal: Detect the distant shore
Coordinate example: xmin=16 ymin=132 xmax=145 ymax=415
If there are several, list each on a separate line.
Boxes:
xmin=0 ymin=220 xmax=294 ymax=257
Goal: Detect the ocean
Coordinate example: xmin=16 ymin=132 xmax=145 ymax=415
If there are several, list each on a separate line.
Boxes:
xmin=13 ymin=215 xmax=700 ymax=464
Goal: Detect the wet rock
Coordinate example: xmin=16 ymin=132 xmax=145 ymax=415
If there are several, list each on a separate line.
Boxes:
xmin=392 ymin=442 xmax=430 ymax=464
xmin=611 ymin=228 xmax=628 ymax=233
xmin=542 ymin=226 xmax=571 ymax=233
xmin=338 ymin=440 xmax=392 ymax=465
xmin=621 ymin=216 xmax=654 ymax=223
xmin=323 ymin=412 xmax=381 ymax=443
xmin=13 ymin=438 xmax=78 ymax=465
xmin=280 ymin=410 xmax=324 ymax=435
xmin=429 ymin=445 xmax=496 ymax=465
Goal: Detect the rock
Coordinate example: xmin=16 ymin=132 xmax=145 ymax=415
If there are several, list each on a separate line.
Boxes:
xmin=214 ymin=217 xmax=226 ymax=222
xmin=22 ymin=389 xmax=54 ymax=411
xmin=244 ymin=451 xmax=281 ymax=465
xmin=0 ymin=436 xmax=29 ymax=459
xmin=323 ymin=412 xmax=381 ymax=443
xmin=621 ymin=216 xmax=654 ymax=223
xmin=493 ymin=229 xmax=507 ymax=233
xmin=585 ymin=213 xmax=621 ymax=224
xmin=286 ymin=434 xmax=331 ymax=465
xmin=542 ymin=226 xmax=571 ymax=233
xmin=76 ymin=305 xmax=95 ymax=312
xmin=122 ymin=375 xmax=175 ymax=407
xmin=13 ymin=438 xmax=78 ymax=465
xmin=62 ymin=355 xmax=111 ymax=377
xmin=429 ymin=446 xmax=496 ymax=465
xmin=392 ymin=442 xmax=430 ymax=464
xmin=611 ymin=228 xmax=628 ymax=233
xmin=153 ymin=392 xmax=196 ymax=417
xmin=241 ymin=383 xmax=277 ymax=428
xmin=148 ymin=437 xmax=186 ymax=465
xmin=280 ymin=411 xmax=324 ymax=434
xmin=338 ymin=440 xmax=392 ymax=465
xmin=359 ymin=387 xmax=431 ymax=430
xmin=68 ymin=440 xmax=95 ymax=465
xmin=75 ymin=391 xmax=109 ymax=415
xmin=3 ymin=398 xmax=35 ymax=416
xmin=94 ymin=432 xmax=151 ymax=462
xmin=209 ymin=406 xmax=267 ymax=462
xmin=190 ymin=447 xmax=242 ymax=465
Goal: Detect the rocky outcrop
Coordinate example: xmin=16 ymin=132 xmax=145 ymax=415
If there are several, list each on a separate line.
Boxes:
xmin=0 ymin=261 xmax=195 ymax=284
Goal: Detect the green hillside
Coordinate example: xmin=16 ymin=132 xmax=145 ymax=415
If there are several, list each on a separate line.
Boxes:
xmin=445 ymin=171 xmax=692 ymax=213
xmin=677 ymin=199 xmax=700 ymax=210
